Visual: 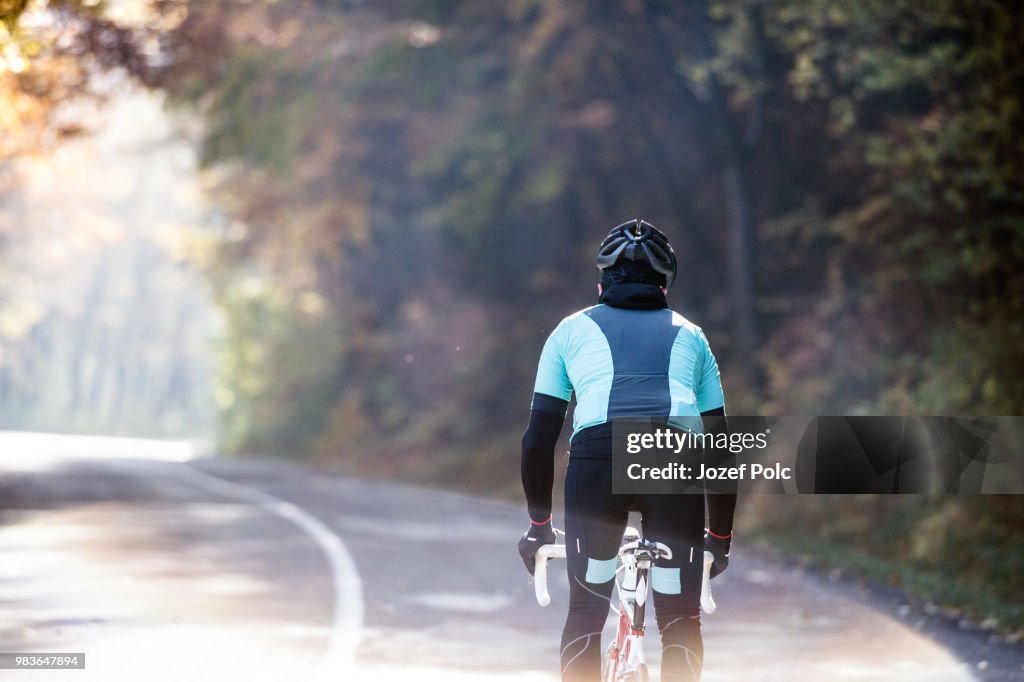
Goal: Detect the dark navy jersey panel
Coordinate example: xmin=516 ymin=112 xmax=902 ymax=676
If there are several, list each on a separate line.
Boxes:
xmin=583 ymin=306 xmax=679 ymax=419
xmin=584 ymin=307 xmax=679 ymax=373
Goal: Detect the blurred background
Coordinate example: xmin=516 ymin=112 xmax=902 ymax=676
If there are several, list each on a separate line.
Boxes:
xmin=1 ymin=0 xmax=1023 ymax=675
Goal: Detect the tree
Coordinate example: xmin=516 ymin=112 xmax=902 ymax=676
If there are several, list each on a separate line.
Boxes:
xmin=155 ymin=0 xmax=1024 ymax=474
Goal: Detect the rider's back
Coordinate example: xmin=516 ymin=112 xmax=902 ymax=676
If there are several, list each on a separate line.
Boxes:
xmin=535 ymin=304 xmax=723 ymax=439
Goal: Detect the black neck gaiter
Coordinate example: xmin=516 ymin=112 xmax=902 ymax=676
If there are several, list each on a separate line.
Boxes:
xmin=598 ymin=283 xmax=667 ymax=310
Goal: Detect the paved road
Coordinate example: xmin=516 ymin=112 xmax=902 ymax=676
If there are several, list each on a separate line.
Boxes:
xmin=0 ymin=433 xmax=1020 ymax=681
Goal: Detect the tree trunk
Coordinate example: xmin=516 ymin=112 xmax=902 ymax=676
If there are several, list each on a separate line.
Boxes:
xmin=643 ymin=0 xmax=763 ymax=390
xmin=722 ymin=157 xmax=758 ymax=389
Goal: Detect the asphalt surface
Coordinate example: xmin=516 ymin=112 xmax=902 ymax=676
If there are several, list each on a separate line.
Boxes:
xmin=1 ymin=433 xmax=1022 ymax=681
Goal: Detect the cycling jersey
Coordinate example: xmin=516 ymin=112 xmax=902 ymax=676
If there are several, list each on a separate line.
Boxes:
xmin=533 ymin=304 xmax=723 ymax=438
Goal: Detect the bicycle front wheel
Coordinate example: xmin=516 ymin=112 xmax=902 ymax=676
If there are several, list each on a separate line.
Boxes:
xmin=629 ymin=662 xmax=650 ymax=682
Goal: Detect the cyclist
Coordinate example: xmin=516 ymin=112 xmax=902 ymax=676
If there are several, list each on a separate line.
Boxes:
xmin=517 ymin=219 xmax=737 ymax=682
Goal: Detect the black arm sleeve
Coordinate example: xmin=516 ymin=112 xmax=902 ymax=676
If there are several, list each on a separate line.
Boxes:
xmin=521 ymin=393 xmax=568 ymax=523
xmin=701 ymin=406 xmax=738 ymax=536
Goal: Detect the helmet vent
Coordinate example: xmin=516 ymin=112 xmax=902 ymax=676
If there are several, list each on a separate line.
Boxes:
xmin=595 ymin=219 xmax=678 ymax=288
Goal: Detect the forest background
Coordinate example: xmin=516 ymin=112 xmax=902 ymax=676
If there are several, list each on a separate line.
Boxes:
xmin=2 ymin=0 xmax=1022 ymax=633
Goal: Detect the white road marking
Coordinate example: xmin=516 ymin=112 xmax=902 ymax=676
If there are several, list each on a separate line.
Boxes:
xmin=171 ymin=464 xmax=365 ymax=682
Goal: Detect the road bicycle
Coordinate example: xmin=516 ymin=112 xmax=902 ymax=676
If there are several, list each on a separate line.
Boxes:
xmin=533 ymin=527 xmax=715 ymax=682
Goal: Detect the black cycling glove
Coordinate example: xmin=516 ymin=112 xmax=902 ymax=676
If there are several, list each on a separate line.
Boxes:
xmin=704 ymin=530 xmax=732 ymax=579
xmin=517 ymin=518 xmax=556 ymax=575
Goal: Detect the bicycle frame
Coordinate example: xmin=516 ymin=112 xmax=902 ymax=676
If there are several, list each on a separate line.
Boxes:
xmin=602 ymin=532 xmax=670 ymax=682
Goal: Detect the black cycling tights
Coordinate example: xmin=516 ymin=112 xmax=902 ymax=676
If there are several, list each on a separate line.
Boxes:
xmin=560 ymin=457 xmax=706 ymax=682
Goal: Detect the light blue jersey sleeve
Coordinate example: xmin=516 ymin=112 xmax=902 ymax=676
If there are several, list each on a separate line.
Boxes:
xmin=695 ymin=330 xmax=725 ymax=413
xmin=533 ymin=321 xmax=573 ymax=401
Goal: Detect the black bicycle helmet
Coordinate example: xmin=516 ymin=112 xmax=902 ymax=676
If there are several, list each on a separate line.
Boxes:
xmin=596 ymin=219 xmax=677 ymax=287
